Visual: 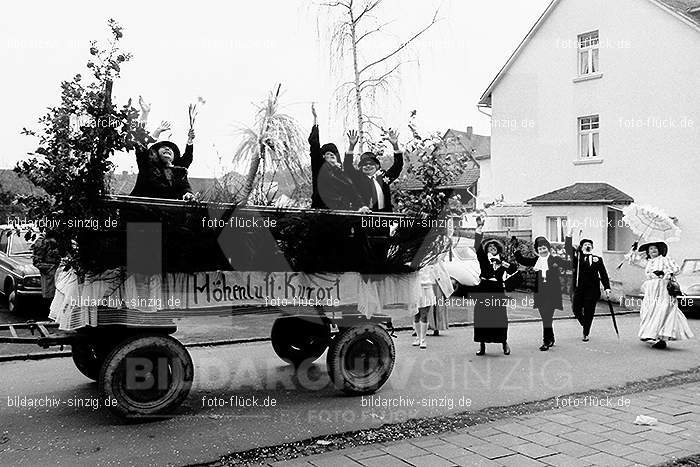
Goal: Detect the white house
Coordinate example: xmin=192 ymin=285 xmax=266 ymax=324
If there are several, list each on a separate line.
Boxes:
xmin=478 ymin=0 xmax=700 ymax=294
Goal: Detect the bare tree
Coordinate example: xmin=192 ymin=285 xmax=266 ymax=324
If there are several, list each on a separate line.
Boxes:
xmin=318 ymin=0 xmax=439 ymax=151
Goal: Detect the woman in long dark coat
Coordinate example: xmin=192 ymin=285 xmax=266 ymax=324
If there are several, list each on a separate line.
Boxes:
xmin=515 ymin=235 xmax=572 ymax=351
xmin=473 ymin=217 xmax=517 ymax=355
xmin=309 ymin=104 xmax=360 ymax=210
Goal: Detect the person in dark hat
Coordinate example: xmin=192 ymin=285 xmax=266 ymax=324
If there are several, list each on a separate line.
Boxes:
xmin=515 ymin=234 xmax=572 ymax=350
xmin=566 ymin=228 xmax=611 ymax=342
xmin=627 ymin=240 xmax=693 ymax=348
xmin=138 ymin=97 xmax=195 ymax=168
xmin=130 ymin=120 xmax=195 ymax=200
xmin=472 ymin=216 xmax=518 ymax=356
xmin=308 ymin=104 xmax=361 ymax=210
xmin=344 ymin=128 xmax=404 ymax=213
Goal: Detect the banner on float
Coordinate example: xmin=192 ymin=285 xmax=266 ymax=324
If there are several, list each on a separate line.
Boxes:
xmin=164 ymin=271 xmax=361 ymax=309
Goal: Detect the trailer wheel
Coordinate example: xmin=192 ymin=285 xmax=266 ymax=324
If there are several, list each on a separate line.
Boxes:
xmin=99 ymin=334 xmax=193 ymax=418
xmin=271 ymin=317 xmax=331 ymax=367
xmin=326 ymin=323 xmax=395 ymax=395
xmin=72 ymin=342 xmax=109 ymax=381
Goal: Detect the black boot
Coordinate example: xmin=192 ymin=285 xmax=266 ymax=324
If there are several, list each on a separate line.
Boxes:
xmin=476 ymin=342 xmax=486 ymax=356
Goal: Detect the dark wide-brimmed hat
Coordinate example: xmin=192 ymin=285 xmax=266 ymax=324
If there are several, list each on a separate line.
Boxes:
xmin=320 ymin=143 xmax=341 ymax=164
xmin=358 ymin=152 xmax=380 ymax=167
xmin=482 ymin=238 xmax=504 ymax=255
xmin=639 ymin=241 xmax=668 ymax=257
xmin=534 ymin=236 xmax=551 ymax=251
xmin=579 ymin=238 xmax=594 ymax=248
xmin=150 ymin=141 xmax=181 ymax=160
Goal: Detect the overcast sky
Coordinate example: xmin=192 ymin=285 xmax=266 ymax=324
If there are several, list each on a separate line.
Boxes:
xmin=0 ymin=0 xmax=550 ymax=177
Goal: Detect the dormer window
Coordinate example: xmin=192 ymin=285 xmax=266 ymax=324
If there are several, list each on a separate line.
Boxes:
xmin=578 ymin=31 xmax=599 ymax=75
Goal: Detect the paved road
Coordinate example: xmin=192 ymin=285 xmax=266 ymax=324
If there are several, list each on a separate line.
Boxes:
xmin=1 ymin=315 xmax=698 ymax=466
xmin=0 ymin=292 xmax=626 ymax=357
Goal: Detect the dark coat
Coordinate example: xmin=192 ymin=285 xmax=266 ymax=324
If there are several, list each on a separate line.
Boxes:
xmin=515 ymin=237 xmax=572 ymax=311
xmin=309 ymin=125 xmax=360 ymax=210
xmin=344 ymin=150 xmax=403 ymax=212
xmin=473 ymin=232 xmax=517 ymax=343
xmin=130 ymin=144 xmax=193 ymax=200
xmin=566 ymin=240 xmax=611 ymax=297
xmin=475 ymin=233 xmax=517 ymax=286
xmin=175 ymin=144 xmax=193 ymax=169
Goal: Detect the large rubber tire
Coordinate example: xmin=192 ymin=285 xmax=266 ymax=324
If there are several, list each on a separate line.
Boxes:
xmin=271 ymin=317 xmax=331 ymax=367
xmin=326 ymin=323 xmax=395 ymax=395
xmin=98 ymin=334 xmax=193 ymax=418
xmin=72 ymin=342 xmax=110 ymax=381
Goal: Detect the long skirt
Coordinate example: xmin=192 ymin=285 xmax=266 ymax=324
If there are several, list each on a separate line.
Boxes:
xmin=639 ymin=278 xmax=694 ymax=341
xmin=473 ymin=284 xmax=509 ymax=343
xmin=428 ymin=299 xmax=449 ymax=331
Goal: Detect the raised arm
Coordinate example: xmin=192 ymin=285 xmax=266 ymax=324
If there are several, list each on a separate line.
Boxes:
xmin=175 ymin=129 xmax=194 ymax=168
xmin=343 ymin=129 xmax=361 ymax=180
xmin=565 ymin=227 xmax=578 ymax=267
xmin=384 ymin=128 xmax=404 ymax=182
xmin=309 ymin=104 xmax=323 ymax=175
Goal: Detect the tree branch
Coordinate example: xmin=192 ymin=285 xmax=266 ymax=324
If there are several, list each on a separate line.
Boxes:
xmin=354 ymin=0 xmax=383 ymax=24
xmin=355 ymin=19 xmax=395 ymax=44
xmin=359 ymin=8 xmax=439 ymax=75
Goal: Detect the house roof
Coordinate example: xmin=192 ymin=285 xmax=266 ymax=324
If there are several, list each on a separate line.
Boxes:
xmin=478 ymin=0 xmax=700 ymax=107
xmin=403 ymin=129 xmax=489 ymax=191
xmin=485 ymin=204 xmax=532 ymax=217
xmin=442 ymin=129 xmax=491 ymax=158
xmin=526 ymin=182 xmax=634 ymax=205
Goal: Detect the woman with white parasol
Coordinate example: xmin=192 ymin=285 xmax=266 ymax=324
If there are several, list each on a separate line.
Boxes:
xmin=623 ymin=205 xmax=694 ymax=349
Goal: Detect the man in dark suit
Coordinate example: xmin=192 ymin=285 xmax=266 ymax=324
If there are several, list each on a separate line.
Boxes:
xmin=566 ymin=228 xmax=611 ymax=342
xmin=343 ymin=129 xmax=404 ymax=213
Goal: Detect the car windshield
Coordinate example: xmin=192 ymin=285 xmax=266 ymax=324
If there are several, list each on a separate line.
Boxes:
xmin=10 ymin=234 xmax=34 ymax=255
xmin=681 ymin=260 xmax=700 ymax=275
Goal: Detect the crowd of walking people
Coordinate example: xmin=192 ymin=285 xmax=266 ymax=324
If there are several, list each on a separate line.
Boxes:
xmin=412 ymin=216 xmax=694 ymax=354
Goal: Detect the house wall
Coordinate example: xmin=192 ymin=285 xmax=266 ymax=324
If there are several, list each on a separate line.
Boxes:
xmin=476 ymin=157 xmax=494 ymax=206
xmin=530 ymin=203 xmax=646 ymax=296
xmin=489 ymin=0 xmax=700 ymax=267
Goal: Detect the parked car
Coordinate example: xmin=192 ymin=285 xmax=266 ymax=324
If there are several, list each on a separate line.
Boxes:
xmin=677 ymin=258 xmax=700 ymax=316
xmin=438 ymin=236 xmax=481 ymax=295
xmin=0 ymin=226 xmax=42 ymax=313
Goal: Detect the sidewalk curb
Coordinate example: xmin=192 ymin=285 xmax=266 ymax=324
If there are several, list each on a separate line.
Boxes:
xmin=0 ymin=311 xmax=638 ymax=363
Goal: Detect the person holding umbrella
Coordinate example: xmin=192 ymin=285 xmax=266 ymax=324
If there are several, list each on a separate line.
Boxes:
xmin=566 ymin=226 xmax=612 ymax=341
xmin=514 ymin=234 xmax=572 ymax=351
xmin=626 ymin=241 xmax=694 ymax=349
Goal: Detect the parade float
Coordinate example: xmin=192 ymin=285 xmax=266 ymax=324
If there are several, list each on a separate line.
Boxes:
xmin=0 ymin=22 xmax=453 ymax=418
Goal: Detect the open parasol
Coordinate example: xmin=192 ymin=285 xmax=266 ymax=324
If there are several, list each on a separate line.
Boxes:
xmin=622 ymin=204 xmax=680 ymax=242
xmin=618 ymin=204 xmax=680 ymax=268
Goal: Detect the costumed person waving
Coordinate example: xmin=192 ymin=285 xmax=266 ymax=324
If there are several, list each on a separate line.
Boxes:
xmin=308 ymin=104 xmax=361 ymax=210
xmin=515 ymin=233 xmax=572 ymax=350
xmin=129 ymin=113 xmax=195 ymax=201
xmin=626 ymin=241 xmax=694 ymax=348
xmin=344 ymin=128 xmax=404 ymax=213
xmin=566 ymin=226 xmax=611 ymax=342
xmin=138 ymin=96 xmax=196 ymax=168
xmin=473 ymin=215 xmax=517 ymax=356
